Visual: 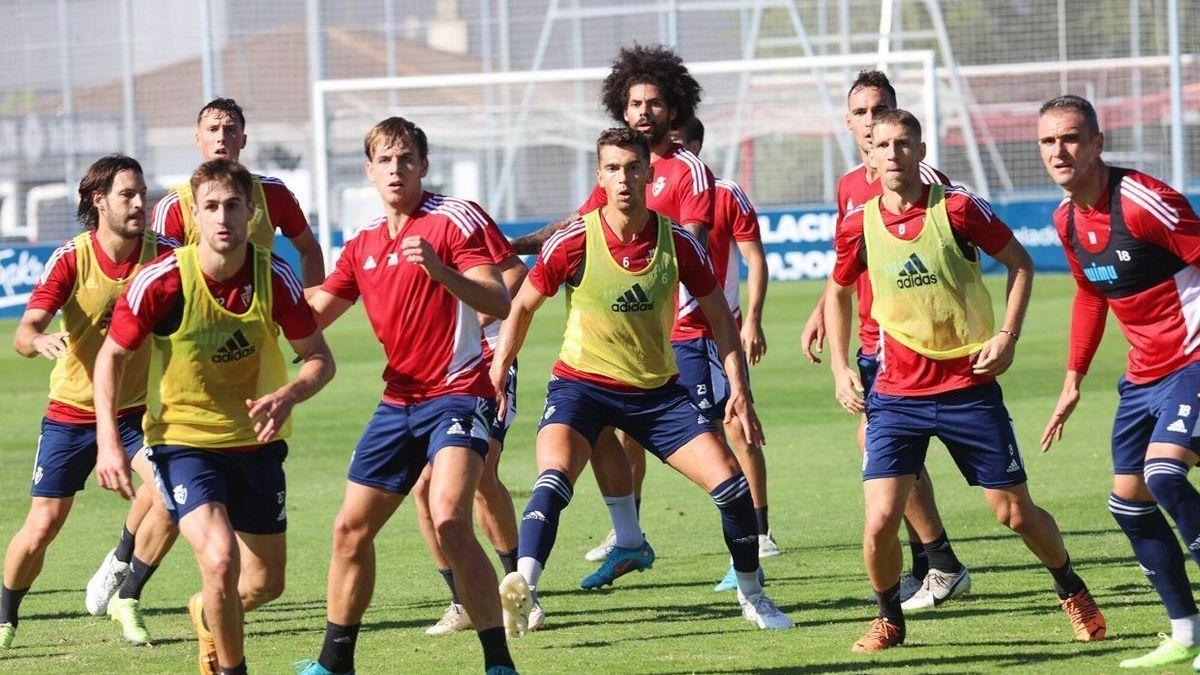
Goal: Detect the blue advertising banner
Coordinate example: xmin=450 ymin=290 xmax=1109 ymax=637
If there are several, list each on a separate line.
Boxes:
xmin=0 ymin=195 xmax=1177 ymax=319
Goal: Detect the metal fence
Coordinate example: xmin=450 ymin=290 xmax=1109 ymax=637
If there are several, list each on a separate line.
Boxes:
xmin=0 ymin=0 xmax=1196 ymax=243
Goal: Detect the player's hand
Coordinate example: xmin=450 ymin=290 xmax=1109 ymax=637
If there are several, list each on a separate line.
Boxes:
xmin=95 ymin=438 xmax=134 ymax=500
xmin=741 ymin=320 xmax=767 ymax=366
xmin=724 ymin=390 xmax=765 ymax=447
xmin=489 ymin=361 xmax=510 ymax=423
xmin=833 ymin=365 xmax=865 ymax=414
xmin=32 ymin=331 xmax=69 ymax=360
xmin=401 ymin=236 xmax=448 ymax=281
xmin=246 ymin=392 xmax=296 ymax=443
xmin=1040 ymin=385 xmax=1081 ymax=452
xmin=800 ymin=308 xmax=825 ymax=364
xmin=971 ymin=331 xmax=1017 ymax=376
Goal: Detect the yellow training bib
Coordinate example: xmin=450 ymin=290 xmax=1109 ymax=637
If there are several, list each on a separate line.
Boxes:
xmin=144 ymin=244 xmax=289 ymax=448
xmin=173 ymin=176 xmax=274 ymax=249
xmin=559 ymin=209 xmax=679 ymax=389
xmin=864 ymin=185 xmax=994 ymax=360
xmin=48 ymin=232 xmax=158 ymax=413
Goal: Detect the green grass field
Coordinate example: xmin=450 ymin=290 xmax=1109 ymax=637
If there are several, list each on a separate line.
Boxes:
xmin=0 ymin=274 xmax=1193 ymax=673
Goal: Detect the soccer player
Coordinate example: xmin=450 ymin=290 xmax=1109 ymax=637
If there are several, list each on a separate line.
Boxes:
xmin=824 ymin=108 xmax=1104 ymax=652
xmin=94 ymin=159 xmax=335 ymax=675
xmin=1038 ymin=95 xmax=1200 ymax=669
xmin=86 ymin=97 xmax=328 ymax=617
xmin=412 ymin=205 xmax=527 ymax=636
xmin=491 ymin=127 xmax=792 ymax=635
xmin=801 ymin=69 xmax=971 ymax=608
xmin=294 ymin=117 xmax=517 ymax=675
xmin=668 ymin=117 xmax=779 ymax=591
xmin=0 ymin=155 xmax=174 ymax=649
xmin=510 ymin=44 xmax=720 ymax=578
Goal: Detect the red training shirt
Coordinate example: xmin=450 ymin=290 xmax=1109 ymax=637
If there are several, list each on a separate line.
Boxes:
xmin=107 ymin=247 xmax=317 ymax=352
xmin=672 ymin=178 xmax=762 ymax=342
xmin=836 ymin=162 xmax=951 ymax=355
xmin=529 ymin=209 xmax=717 ymax=391
xmin=1056 ymin=168 xmax=1200 ymax=383
xmin=832 ymin=185 xmax=1012 ymax=397
xmin=321 ymin=193 xmax=497 ymax=404
xmin=151 ymin=175 xmax=309 ymax=242
xmin=578 ymin=143 xmax=715 ymax=229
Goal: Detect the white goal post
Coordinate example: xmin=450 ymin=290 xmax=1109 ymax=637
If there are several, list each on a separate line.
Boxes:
xmin=310 ymin=49 xmax=938 ymax=265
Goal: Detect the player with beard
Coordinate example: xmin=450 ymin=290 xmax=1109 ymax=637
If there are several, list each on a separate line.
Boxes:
xmin=0 ymin=155 xmax=175 ymax=648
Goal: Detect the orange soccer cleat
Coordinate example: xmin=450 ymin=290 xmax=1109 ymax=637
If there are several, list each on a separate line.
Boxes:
xmin=188 ymin=592 xmax=221 ymax=675
xmin=1061 ymin=587 xmax=1106 ymax=642
xmin=851 ymin=617 xmax=905 ymax=653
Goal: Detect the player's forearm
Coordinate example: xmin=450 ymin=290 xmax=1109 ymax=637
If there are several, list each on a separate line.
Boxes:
xmin=298 ymin=248 xmax=326 ymax=288
xmin=13 ymin=322 xmax=44 ymax=357
xmin=510 ymin=217 xmax=573 ymax=256
xmin=280 ymin=345 xmax=336 ymax=406
xmin=1000 ymin=258 xmax=1033 ymax=337
xmin=93 ymin=339 xmax=129 ymax=442
xmin=493 ymin=304 xmax=536 ymax=373
xmin=440 ymin=269 xmax=510 ymax=319
xmin=740 ymin=241 xmax=768 ymax=326
xmin=823 ymin=284 xmax=855 ymax=370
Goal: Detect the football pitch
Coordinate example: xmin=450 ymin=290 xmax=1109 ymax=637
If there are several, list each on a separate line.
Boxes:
xmin=0 ymin=274 xmax=1191 ymax=674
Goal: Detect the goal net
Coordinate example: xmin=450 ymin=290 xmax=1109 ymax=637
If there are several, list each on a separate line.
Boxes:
xmin=310 ymin=50 xmax=938 ymax=255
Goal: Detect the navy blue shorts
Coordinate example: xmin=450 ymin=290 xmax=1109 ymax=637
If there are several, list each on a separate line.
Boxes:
xmin=1111 ymin=361 xmax=1200 ymax=475
xmin=857 ymin=350 xmax=879 ymax=397
xmin=349 ymin=395 xmax=491 ymax=494
xmin=146 ymin=441 xmax=288 ymax=535
xmin=538 ymin=377 xmax=717 ymax=461
xmin=31 ymin=412 xmax=145 ymax=498
xmin=673 ymin=338 xmax=730 ymax=420
xmin=490 ymin=362 xmax=518 ymax=443
xmin=864 ymin=381 xmax=1027 ymax=488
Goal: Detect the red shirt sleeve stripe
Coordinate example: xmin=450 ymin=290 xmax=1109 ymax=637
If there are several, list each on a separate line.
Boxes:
xmin=420 ymin=195 xmax=481 ymax=239
xmin=127 ymin=255 xmax=179 ymax=316
xmin=39 ymin=240 xmax=77 ymax=285
xmin=1122 ymin=176 xmax=1181 ymax=229
xmin=269 ymin=254 xmax=304 ymax=302
xmin=671 ymin=223 xmax=711 ymax=268
xmin=150 ymin=192 xmax=179 ymax=236
xmin=540 ymin=219 xmax=586 ymax=258
xmin=716 ymin=179 xmax=753 ymax=215
xmin=674 ymin=148 xmax=709 ymax=196
xmin=945 ymin=185 xmax=995 ymax=221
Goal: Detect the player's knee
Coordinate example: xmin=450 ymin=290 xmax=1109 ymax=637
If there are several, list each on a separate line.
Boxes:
xmin=990 ymin=495 xmax=1033 ymax=533
xmin=476 ymin=471 xmax=508 ymax=504
xmin=249 ymin=573 xmax=285 ymax=605
xmin=21 ymin=512 xmax=65 ymax=550
xmin=331 ymin=514 xmax=372 ymax=556
xmin=1145 ymin=459 xmax=1191 ymax=510
xmin=863 ymin=505 xmax=903 ymax=540
xmin=198 ymin=546 xmax=237 ymax=586
xmin=432 ymin=508 xmax=472 ymax=544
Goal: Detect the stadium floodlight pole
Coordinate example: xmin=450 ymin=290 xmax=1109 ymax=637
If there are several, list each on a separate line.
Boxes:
xmin=1168 ymin=0 xmax=1185 ymax=191
xmin=311 ymin=50 xmax=937 ymax=250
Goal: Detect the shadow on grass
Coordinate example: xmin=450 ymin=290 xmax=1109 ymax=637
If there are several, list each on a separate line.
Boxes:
xmin=657 ymin=643 xmax=1132 ymax=674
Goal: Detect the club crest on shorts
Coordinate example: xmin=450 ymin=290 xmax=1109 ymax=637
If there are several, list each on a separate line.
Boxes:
xmin=173 ymin=484 xmax=188 ymax=505
xmin=32 ymin=466 xmax=43 ymax=485
xmin=543 ymin=404 xmax=556 ymax=420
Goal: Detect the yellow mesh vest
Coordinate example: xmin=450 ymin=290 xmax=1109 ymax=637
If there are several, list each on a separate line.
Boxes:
xmin=144 ymin=244 xmax=289 ymax=448
xmin=47 ymin=232 xmax=158 ymax=413
xmin=174 ymin=176 xmax=274 ymax=248
xmin=559 ymin=209 xmax=679 ymax=388
xmin=864 ymin=185 xmax=994 ymax=360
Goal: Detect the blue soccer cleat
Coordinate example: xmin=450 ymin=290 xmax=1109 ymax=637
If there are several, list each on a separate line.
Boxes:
xmin=713 ymin=563 xmax=765 ymax=592
xmin=294 ymin=659 xmax=353 ymax=675
xmin=580 ymin=539 xmax=655 ymax=589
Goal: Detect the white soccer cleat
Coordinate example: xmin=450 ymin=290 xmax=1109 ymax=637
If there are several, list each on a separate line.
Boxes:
xmin=85 ymin=548 xmax=129 ymax=616
xmin=901 ymin=566 xmax=971 ymax=611
xmin=585 ymin=529 xmax=617 ymax=562
xmin=899 ymin=573 xmax=923 ymax=603
xmin=499 ymin=572 xmax=531 ymax=638
xmin=529 ymin=601 xmax=545 ymax=632
xmin=425 ymin=602 xmax=472 ymax=636
xmin=739 ymin=592 xmax=794 ymax=630
xmin=758 ymin=531 xmax=782 ymax=558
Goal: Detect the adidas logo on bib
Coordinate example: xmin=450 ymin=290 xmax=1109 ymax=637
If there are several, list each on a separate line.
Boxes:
xmin=612 ymin=283 xmax=654 ymax=312
xmin=896 ymin=253 xmax=938 ymax=288
xmin=211 ymin=330 xmax=256 ymax=363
